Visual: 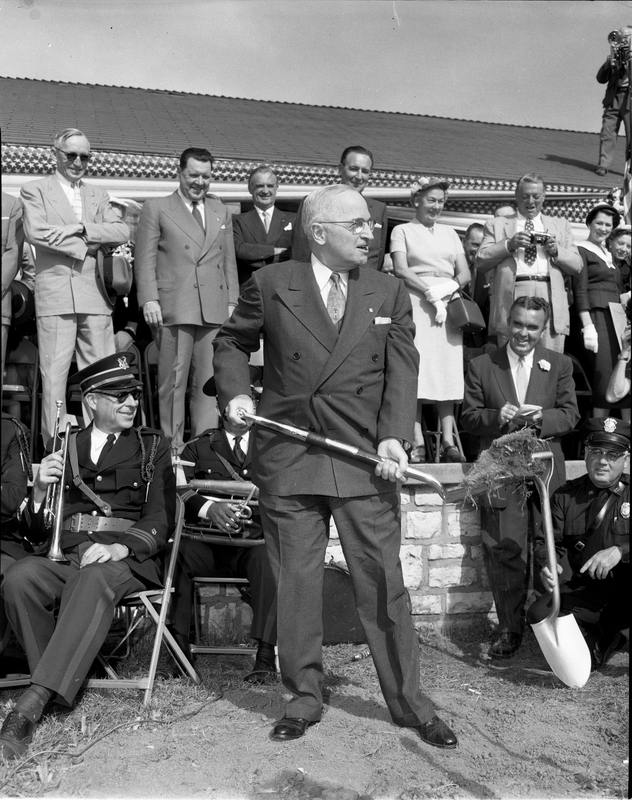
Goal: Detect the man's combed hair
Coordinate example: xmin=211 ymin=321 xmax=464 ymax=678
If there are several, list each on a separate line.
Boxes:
xmin=516 ymin=173 xmax=546 ymax=192
xmin=302 ymin=185 xmax=353 ymax=238
xmin=247 ymin=164 xmax=277 ymax=192
xmin=179 ymin=148 xmax=214 ymax=170
xmin=340 ymin=145 xmax=374 ymax=167
xmin=464 ymin=223 xmax=485 ymax=239
xmin=509 ymin=295 xmax=551 ymax=324
xmin=53 ymin=128 xmax=86 ymax=148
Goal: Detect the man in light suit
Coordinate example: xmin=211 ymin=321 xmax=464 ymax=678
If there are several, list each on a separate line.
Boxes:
xmin=461 ymin=296 xmax=579 ymax=659
xmin=135 ymin=148 xmax=239 ymax=452
xmin=1 ymin=192 xmax=23 ymax=378
xmin=213 ymin=185 xmax=458 ymax=749
xmin=233 ymin=165 xmax=296 ymax=285
xmin=20 ymin=129 xmax=129 ymax=450
xmin=475 ymin=173 xmax=582 ymax=353
xmin=291 ymin=146 xmax=389 ymax=271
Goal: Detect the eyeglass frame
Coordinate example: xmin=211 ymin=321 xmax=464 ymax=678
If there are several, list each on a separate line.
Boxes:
xmin=317 ymin=218 xmax=375 ymax=234
xmin=54 ymin=147 xmax=92 ymax=164
xmin=91 ymin=388 xmax=143 ymax=403
xmin=585 ymin=445 xmax=629 ymax=462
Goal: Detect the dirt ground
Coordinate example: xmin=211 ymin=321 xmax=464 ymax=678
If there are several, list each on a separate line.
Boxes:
xmin=1 ymin=625 xmax=628 ymax=800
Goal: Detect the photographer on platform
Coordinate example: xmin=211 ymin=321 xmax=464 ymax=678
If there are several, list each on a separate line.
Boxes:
xmin=595 ymin=26 xmax=632 ymax=177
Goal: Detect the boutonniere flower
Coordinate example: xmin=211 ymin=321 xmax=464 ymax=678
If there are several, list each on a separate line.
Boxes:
xmin=538 ymin=359 xmax=551 ymax=372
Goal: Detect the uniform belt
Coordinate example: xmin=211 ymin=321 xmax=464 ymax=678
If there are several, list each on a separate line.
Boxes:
xmin=62 ymin=513 xmax=135 ymax=534
xmin=515 ymin=275 xmax=550 ymax=283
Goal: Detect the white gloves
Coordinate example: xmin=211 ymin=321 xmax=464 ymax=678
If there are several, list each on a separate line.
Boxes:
xmin=582 ymin=324 xmax=599 ymax=353
xmin=424 ymin=279 xmax=460 ymax=304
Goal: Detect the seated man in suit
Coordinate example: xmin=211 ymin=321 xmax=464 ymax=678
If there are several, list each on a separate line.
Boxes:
xmin=168 ymin=366 xmax=277 ymax=683
xmin=291 ymin=146 xmax=389 ymax=271
xmin=461 ymin=296 xmax=579 ymax=660
xmin=0 ymin=352 xmax=175 ymax=760
xmin=475 ymin=173 xmax=582 ymax=353
xmin=233 ymin=165 xmax=296 ymax=285
xmin=528 ymin=418 xmax=629 ymax=669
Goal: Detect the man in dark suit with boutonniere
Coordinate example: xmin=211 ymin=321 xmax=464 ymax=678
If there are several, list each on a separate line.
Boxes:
xmin=461 ymin=296 xmax=579 ymax=660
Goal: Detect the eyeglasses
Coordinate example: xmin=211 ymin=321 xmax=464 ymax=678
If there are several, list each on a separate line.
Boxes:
xmin=93 ymin=389 xmax=142 ymax=403
xmin=318 ymin=218 xmax=375 ymax=234
xmin=55 ymin=147 xmax=91 ymax=163
xmin=585 ymin=446 xmax=628 ymax=462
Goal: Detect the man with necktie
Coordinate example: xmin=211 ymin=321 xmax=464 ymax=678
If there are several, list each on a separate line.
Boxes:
xmin=475 ymin=173 xmax=582 ymax=353
xmin=0 ymin=352 xmax=174 ymax=759
xmin=528 ymin=418 xmax=629 ymax=669
xmin=20 ymin=128 xmax=130 ymax=451
xmin=213 ymin=184 xmax=458 ymax=749
xmin=135 ymin=147 xmax=239 ymax=452
xmin=461 ymin=296 xmax=579 ymax=659
xmin=232 ymin=165 xmax=296 ymax=285
xmin=167 ymin=366 xmax=277 ymax=684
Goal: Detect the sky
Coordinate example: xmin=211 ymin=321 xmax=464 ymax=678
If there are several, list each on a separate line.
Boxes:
xmin=1 ymin=0 xmax=632 ymax=133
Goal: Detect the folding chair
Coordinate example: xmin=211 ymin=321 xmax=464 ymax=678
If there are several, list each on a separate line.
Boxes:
xmin=0 ymin=496 xmax=201 ymax=706
xmin=421 ymin=407 xmax=466 ymax=464
xmin=142 ymin=340 xmax=159 ymax=429
xmin=2 ymin=338 xmax=39 ymax=460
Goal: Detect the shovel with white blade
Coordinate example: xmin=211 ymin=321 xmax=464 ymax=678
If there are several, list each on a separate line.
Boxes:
xmin=530 ymin=450 xmax=592 ymax=688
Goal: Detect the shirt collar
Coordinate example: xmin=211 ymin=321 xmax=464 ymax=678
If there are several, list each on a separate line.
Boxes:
xmin=311 ymin=254 xmax=350 ymax=293
xmin=177 ymin=188 xmax=202 ymax=209
xmin=56 ymin=170 xmax=80 ymax=189
xmin=516 ymin=211 xmax=543 ymax=228
xmin=506 ymin=343 xmax=536 ymax=368
xmin=225 ymin=430 xmax=249 ymax=447
xmin=91 ymin=426 xmax=120 ymax=445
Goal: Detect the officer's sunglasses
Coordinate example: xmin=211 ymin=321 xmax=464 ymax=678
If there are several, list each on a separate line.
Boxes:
xmin=93 ymin=389 xmax=142 ymax=403
xmin=55 ymin=147 xmax=91 ymax=163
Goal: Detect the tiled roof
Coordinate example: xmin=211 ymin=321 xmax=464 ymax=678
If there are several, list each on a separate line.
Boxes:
xmin=0 ymin=77 xmax=624 ymax=189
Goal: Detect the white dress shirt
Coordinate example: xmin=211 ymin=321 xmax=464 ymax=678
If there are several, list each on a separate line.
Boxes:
xmin=311 ymin=255 xmax=349 ymax=308
xmin=178 ymin=189 xmax=206 ymax=227
xmin=256 ymin=206 xmax=275 ymax=232
xmin=90 ymin=427 xmax=121 ymax=466
xmin=514 ymin=212 xmax=550 ymax=277
xmin=506 ymin=344 xmax=535 ymax=400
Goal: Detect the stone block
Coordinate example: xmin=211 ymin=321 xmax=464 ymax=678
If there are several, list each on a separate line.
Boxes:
xmin=403 ymin=510 xmax=443 ymax=539
xmin=400 ymin=545 xmax=424 ymax=587
xmin=448 ymin=508 xmax=482 ymax=538
xmin=413 ymin=489 xmax=444 ymax=507
xmin=428 ymin=543 xmax=466 ymax=560
xmin=470 ymin=544 xmax=483 ymax=560
xmin=429 ymin=564 xmax=477 ymax=588
xmin=410 ymin=593 xmax=443 ymax=615
xmin=446 ymin=591 xmax=494 ymax=614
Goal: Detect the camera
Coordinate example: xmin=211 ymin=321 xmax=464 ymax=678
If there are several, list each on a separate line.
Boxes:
xmin=530 ymin=232 xmax=550 ymax=246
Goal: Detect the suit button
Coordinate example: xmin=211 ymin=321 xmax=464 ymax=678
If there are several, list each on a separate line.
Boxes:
xmin=96 ymin=476 xmax=102 ymax=482
xmin=356 ymin=388 xmax=363 ymax=395
xmin=91 ymin=510 xmax=98 ymax=516
xmin=243 ymin=469 xmax=249 ymax=475
xmin=193 ymin=283 xmax=198 ymax=288
xmin=220 ymin=285 xmax=223 ymax=289
xmin=292 ymin=352 xmax=301 ymax=360
xmin=372 ymin=354 xmax=379 ymax=362
xmin=133 ymin=482 xmax=139 ymax=488
xmin=207 ymin=469 xmax=212 ymax=473
xmin=185 ymin=245 xmax=190 ymax=250
xmin=308 ymin=425 xmax=315 ymax=432
xmin=314 ymin=391 xmax=320 ymax=397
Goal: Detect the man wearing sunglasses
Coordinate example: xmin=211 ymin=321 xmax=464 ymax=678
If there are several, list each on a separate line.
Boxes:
xmin=20 ymin=128 xmax=129 ymax=452
xmin=214 ymin=184 xmax=458 ymax=750
xmin=0 ymin=352 xmax=175 ymax=760
xmin=528 ymin=417 xmax=629 ymax=670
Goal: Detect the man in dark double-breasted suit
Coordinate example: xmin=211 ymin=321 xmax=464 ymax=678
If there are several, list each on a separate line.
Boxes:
xmin=233 ymin=165 xmax=296 ymax=285
xmin=213 ymin=185 xmax=458 ymax=749
xmin=135 ymin=147 xmax=239 ymax=451
xmin=0 ymin=353 xmax=174 ymax=760
xmin=461 ymin=296 xmax=579 ymax=660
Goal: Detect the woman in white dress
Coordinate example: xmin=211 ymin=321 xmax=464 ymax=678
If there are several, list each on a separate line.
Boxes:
xmin=390 ymin=177 xmax=470 ymax=463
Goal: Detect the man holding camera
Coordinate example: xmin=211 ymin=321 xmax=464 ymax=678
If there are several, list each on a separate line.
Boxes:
xmin=595 ymin=26 xmax=631 ymax=177
xmin=475 ymin=173 xmax=582 ymax=352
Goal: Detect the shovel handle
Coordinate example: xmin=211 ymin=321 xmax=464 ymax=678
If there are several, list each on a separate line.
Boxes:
xmin=532 ymin=451 xmax=560 ymax=619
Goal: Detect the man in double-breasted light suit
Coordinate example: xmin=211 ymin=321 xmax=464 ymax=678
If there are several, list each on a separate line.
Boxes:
xmin=135 ymin=148 xmax=239 ymax=451
xmin=20 ymin=128 xmax=129 ymax=449
xmin=213 ymin=185 xmax=458 ymax=749
xmin=475 ymin=173 xmax=582 ymax=352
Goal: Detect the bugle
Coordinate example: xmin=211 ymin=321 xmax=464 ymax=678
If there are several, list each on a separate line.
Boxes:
xmin=183 ymin=480 xmax=260 ymax=542
xmin=43 ymin=401 xmax=70 ymax=562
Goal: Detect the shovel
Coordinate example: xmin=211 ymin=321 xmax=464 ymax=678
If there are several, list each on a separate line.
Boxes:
xmin=530 ymin=451 xmax=591 ymax=688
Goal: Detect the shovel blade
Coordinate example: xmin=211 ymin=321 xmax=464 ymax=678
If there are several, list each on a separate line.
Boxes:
xmin=531 ymin=615 xmax=592 ymax=688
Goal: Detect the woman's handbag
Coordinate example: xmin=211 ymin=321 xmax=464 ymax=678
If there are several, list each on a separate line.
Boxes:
xmin=446 ymin=290 xmax=486 ymax=333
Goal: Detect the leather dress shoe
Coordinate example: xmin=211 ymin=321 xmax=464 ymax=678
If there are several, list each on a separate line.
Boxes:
xmin=270 ymin=717 xmax=313 ymax=741
xmin=243 ymin=658 xmax=277 ymax=685
xmin=0 ymin=709 xmax=36 ymax=760
xmin=595 ymin=166 xmax=608 ymax=176
xmin=591 ymin=631 xmax=626 ymax=670
xmin=489 ymin=631 xmax=522 ymax=659
xmin=415 ymin=716 xmax=458 ymax=749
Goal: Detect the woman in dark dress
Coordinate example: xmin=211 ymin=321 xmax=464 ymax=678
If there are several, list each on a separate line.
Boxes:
xmin=572 ymin=203 xmax=627 ymax=416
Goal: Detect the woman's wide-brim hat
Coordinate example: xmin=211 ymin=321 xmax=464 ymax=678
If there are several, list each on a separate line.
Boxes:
xmin=410 ymin=176 xmax=450 ymax=203
xmin=585 ymin=202 xmax=621 ymax=229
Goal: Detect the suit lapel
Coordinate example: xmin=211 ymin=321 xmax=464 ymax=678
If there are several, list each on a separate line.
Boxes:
xmin=164 ymin=192 xmax=206 ymax=247
xmin=316 ymin=269 xmax=386 ymax=388
xmin=267 ymin=208 xmax=287 ymax=244
xmin=525 ymin=345 xmax=550 ymax=405
xmin=200 ymin=197 xmax=223 ymax=256
xmin=276 ymin=263 xmax=339 ymax=353
xmin=244 ymin=209 xmax=266 ymax=242
xmin=491 ymin=345 xmax=519 ymax=406
xmin=80 ymin=183 xmax=100 ymax=224
xmin=46 ymin=176 xmax=78 ymax=225
xmin=76 ymin=425 xmax=96 ymax=469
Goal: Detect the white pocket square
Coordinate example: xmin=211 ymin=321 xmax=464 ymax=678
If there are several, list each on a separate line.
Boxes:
xmin=284 ymin=222 xmax=293 ymax=231
xmin=220 ymin=224 xmax=226 ymax=229
xmin=374 ymin=223 xmax=383 ymax=229
xmin=373 ymin=316 xmax=391 ymax=325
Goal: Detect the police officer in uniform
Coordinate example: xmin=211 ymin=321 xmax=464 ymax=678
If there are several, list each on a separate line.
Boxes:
xmin=0 ymin=352 xmax=175 ymax=759
xmin=528 ymin=418 xmax=630 ymax=668
xmin=169 ymin=367 xmax=277 ymax=683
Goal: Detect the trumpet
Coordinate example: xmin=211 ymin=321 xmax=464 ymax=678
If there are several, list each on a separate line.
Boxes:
xmin=608 ymin=29 xmax=631 ymax=69
xmin=43 ymin=401 xmax=70 ymax=562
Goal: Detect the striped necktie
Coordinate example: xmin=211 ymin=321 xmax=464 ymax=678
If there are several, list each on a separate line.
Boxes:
xmin=71 ymin=181 xmax=83 ymax=221
xmin=515 ymin=357 xmax=529 ymax=405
